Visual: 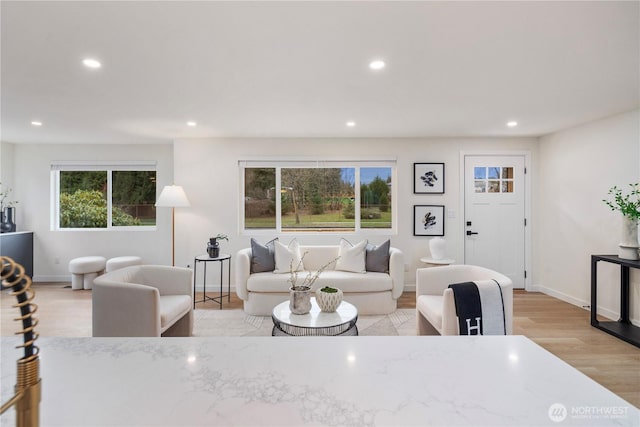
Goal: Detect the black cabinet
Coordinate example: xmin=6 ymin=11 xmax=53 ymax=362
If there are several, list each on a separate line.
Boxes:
xmin=591 ymin=255 xmax=640 ymax=348
xmin=0 ymin=231 xmax=34 ymax=277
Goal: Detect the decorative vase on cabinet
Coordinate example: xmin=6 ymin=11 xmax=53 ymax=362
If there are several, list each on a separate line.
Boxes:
xmin=619 ymin=216 xmax=639 ymax=260
xmin=0 ymin=207 xmax=16 ymax=233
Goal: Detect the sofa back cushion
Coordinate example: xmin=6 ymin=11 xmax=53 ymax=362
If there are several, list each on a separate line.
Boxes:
xmin=298 ymin=245 xmax=340 ymax=271
xmin=273 ymin=239 xmax=305 ymax=273
xmin=366 ymin=240 xmax=391 ymax=273
xmin=335 ymin=239 xmax=367 ymax=273
xmin=250 ymin=238 xmax=277 ymax=273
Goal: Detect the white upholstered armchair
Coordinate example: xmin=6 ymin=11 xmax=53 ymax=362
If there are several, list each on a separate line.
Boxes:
xmin=92 ymin=265 xmax=193 ymax=337
xmin=416 ymin=265 xmax=513 ymax=335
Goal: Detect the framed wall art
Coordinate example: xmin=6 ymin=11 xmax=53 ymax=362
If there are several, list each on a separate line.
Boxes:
xmin=413 ymin=205 xmax=445 ymax=236
xmin=414 ymin=163 xmax=445 ymax=194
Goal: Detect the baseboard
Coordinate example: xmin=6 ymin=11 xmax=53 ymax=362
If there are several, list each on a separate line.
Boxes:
xmin=530 ymin=283 xmax=640 ymax=326
xmin=33 ymin=275 xmax=71 ymax=283
xmin=195 ymin=285 xmax=237 ymax=293
xmin=32 ymin=278 xmax=235 ymax=292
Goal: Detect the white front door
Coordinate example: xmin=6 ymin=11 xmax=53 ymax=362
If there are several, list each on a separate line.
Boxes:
xmin=464 ymin=155 xmax=526 ymax=289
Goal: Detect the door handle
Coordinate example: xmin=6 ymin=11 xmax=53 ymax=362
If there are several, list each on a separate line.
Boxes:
xmin=466 ymin=230 xmax=479 ymax=236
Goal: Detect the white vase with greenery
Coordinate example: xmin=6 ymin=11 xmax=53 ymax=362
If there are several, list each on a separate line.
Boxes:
xmin=604 ymin=183 xmax=640 ymax=260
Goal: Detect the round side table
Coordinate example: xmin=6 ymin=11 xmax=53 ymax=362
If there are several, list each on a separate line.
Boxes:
xmin=420 ymin=257 xmax=455 ymax=267
xmin=193 ymin=254 xmax=231 ymax=309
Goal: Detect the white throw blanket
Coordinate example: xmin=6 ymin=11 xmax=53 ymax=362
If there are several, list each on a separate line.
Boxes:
xmin=448 ymin=279 xmax=506 ymax=335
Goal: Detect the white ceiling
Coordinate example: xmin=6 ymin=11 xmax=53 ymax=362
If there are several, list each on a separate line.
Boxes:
xmin=1 ymin=1 xmax=639 ymax=144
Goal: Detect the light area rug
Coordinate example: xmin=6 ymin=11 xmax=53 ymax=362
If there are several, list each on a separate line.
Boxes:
xmin=193 ymin=308 xmax=417 ymax=337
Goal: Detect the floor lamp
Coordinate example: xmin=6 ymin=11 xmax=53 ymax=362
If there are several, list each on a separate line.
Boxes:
xmin=155 ymin=185 xmax=190 ymax=266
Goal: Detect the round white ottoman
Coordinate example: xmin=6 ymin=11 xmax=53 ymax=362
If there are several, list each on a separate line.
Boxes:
xmin=106 ymin=256 xmax=142 ymax=273
xmin=69 ymin=256 xmax=106 ymax=290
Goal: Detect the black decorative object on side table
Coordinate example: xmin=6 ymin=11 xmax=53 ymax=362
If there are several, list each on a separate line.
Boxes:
xmin=206 ymin=233 xmax=228 ymax=258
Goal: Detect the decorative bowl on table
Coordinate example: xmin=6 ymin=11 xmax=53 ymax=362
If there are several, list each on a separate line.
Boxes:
xmin=316 ymin=286 xmax=343 ymax=312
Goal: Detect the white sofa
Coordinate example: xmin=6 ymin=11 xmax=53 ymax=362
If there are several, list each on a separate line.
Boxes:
xmin=416 ymin=265 xmax=513 ymax=335
xmin=92 ymin=265 xmax=193 ymax=337
xmin=236 ymin=245 xmax=404 ymax=316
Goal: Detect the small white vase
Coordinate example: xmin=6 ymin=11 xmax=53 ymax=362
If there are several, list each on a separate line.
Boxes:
xmin=618 ymin=216 xmax=639 ymax=260
xmin=315 ymin=287 xmax=343 ymax=312
xmin=429 ymin=237 xmax=446 ymax=260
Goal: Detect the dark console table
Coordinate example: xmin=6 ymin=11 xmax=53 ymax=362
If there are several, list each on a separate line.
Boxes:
xmin=0 ymin=231 xmax=34 ymax=277
xmin=590 ymin=255 xmax=640 ymax=348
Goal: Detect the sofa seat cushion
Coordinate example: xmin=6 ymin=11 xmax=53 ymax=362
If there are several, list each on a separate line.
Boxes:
xmin=417 ymin=294 xmax=443 ymax=332
xmin=158 ymin=295 xmax=191 ymax=329
xmin=246 ymin=270 xmax=392 ymax=293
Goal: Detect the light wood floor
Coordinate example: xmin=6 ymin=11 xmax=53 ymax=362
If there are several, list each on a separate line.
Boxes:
xmin=1 ymin=285 xmax=638 ymax=407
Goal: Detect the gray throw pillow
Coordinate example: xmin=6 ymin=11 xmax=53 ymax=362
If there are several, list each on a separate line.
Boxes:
xmin=250 ymin=238 xmax=278 ymax=273
xmin=365 ymin=240 xmax=390 ymax=273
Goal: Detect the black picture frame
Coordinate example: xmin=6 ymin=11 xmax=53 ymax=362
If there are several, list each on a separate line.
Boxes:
xmin=414 ymin=163 xmax=445 ymax=194
xmin=413 ymin=205 xmax=445 ymax=236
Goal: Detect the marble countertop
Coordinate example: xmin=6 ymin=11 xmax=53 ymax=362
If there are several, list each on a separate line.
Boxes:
xmin=1 ymin=336 xmax=637 ymax=426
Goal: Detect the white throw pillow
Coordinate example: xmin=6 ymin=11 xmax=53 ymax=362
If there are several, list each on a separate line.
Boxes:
xmin=273 ymin=239 xmax=305 ymax=274
xmin=335 ymin=239 xmax=367 ymax=273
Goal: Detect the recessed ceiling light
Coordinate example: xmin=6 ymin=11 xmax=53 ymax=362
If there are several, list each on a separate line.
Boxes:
xmin=31 ymin=121 xmax=42 ymax=126
xmin=507 ymin=121 xmax=518 ymax=128
xmin=186 ymin=121 xmax=197 ymax=127
xmin=82 ymin=58 xmax=102 ymax=69
xmin=369 ymin=60 xmax=386 ymax=70
xmin=346 ymin=121 xmax=356 ymax=127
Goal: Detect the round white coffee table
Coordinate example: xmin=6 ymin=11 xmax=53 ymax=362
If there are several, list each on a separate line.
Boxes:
xmin=271 ymin=298 xmax=358 ymax=336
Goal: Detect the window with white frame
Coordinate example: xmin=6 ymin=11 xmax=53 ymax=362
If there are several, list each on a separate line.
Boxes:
xmin=241 ymin=160 xmax=395 ymax=233
xmin=51 ymin=161 xmax=157 ymax=230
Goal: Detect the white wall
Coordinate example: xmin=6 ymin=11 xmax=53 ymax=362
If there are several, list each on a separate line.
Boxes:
xmin=173 ymin=137 xmax=539 ymax=288
xmin=0 ymin=142 xmax=16 ymax=193
xmin=536 ymin=109 xmax=640 ymax=323
xmin=7 ymin=109 xmax=637 ymax=323
xmin=8 ymin=143 xmax=174 ymax=281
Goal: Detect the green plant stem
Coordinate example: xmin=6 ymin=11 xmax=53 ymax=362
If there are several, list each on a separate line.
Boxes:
xmin=603 ymin=183 xmax=640 ymax=221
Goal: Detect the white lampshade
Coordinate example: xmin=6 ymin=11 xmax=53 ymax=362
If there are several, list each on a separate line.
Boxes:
xmin=155 ymin=185 xmax=190 ymax=208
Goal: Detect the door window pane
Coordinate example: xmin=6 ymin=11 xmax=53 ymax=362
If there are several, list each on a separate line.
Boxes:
xmin=474 ymin=166 xmax=515 ymax=194
xmin=502 ymin=181 xmax=514 ymax=193
xmin=488 ymin=181 xmax=500 ymax=193
xmin=244 ymin=168 xmax=276 ymax=229
xmin=474 ymin=167 xmax=486 ymax=179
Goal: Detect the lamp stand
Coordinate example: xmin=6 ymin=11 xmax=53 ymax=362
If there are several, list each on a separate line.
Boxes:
xmin=171 ymin=207 xmax=175 ymax=266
